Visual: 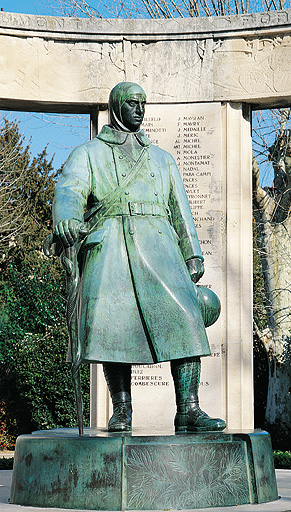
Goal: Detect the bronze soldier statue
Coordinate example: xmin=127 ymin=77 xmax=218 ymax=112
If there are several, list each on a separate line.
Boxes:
xmin=52 ymin=82 xmax=226 ymax=433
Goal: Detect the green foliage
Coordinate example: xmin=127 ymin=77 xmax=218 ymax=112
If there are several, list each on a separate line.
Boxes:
xmin=273 ymin=451 xmax=291 ymax=469
xmin=253 ymin=221 xmax=268 ymax=332
xmin=0 ymin=457 xmax=13 ymax=470
xmin=0 ymin=119 xmax=89 ymax=449
xmin=0 ymin=405 xmax=17 ymax=450
xmin=0 ymin=264 xmax=90 ymax=448
xmin=0 ymin=118 xmax=59 ymax=268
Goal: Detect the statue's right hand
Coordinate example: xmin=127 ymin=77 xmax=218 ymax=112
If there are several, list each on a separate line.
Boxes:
xmin=54 ymin=219 xmax=88 ymax=248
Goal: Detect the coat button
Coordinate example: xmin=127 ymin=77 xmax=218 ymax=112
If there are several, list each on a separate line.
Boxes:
xmin=154 ymin=192 xmax=158 ymax=196
xmin=150 ymin=172 xmax=155 ymax=177
xmin=125 ymin=191 xmax=129 ymax=195
xmin=158 ymin=230 xmax=162 ymax=234
xmin=129 ymin=230 xmax=134 ymax=235
xmin=122 ymin=172 xmax=126 ymax=177
xmin=119 ymin=155 xmax=123 ymax=159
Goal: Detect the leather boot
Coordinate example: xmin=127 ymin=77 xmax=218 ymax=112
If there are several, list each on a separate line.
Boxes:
xmin=171 ymin=357 xmax=226 ymax=432
xmin=103 ymin=363 xmax=132 ymax=432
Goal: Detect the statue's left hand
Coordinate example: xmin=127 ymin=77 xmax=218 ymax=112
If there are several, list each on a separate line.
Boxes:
xmin=186 ymin=258 xmax=204 ymax=283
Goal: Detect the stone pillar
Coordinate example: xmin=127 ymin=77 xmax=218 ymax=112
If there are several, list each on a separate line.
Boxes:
xmin=221 ymin=102 xmax=253 ymax=429
xmin=90 ymin=101 xmax=253 ymax=431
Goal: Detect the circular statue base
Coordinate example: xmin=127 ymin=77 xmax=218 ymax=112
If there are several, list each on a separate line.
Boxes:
xmin=10 ymin=428 xmax=278 ymax=510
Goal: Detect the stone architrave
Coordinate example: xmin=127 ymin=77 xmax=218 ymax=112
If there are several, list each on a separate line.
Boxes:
xmin=1 ymin=11 xmax=291 ymax=109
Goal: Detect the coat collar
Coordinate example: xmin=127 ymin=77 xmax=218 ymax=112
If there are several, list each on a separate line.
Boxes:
xmin=97 ymin=125 xmax=151 ymax=147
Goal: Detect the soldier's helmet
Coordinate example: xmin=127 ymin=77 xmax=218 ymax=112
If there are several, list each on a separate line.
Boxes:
xmin=195 ymin=285 xmax=221 ymax=328
xmin=109 ymin=82 xmax=146 ymax=131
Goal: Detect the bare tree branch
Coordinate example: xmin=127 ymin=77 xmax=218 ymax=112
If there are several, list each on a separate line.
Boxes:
xmin=254 ymin=320 xmax=273 ymax=354
xmin=252 ymin=153 xmax=271 ymax=211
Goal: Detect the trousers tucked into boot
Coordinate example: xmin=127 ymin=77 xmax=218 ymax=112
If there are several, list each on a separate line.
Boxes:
xmin=171 ymin=357 xmax=226 ymax=432
xmin=103 ymin=363 xmax=132 ymax=432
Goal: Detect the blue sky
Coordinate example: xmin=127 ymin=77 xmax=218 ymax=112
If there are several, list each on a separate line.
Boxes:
xmin=0 ymin=1 xmax=54 ymax=16
xmin=0 ymin=1 xmax=91 ymax=171
xmin=1 ymin=111 xmax=90 ymax=171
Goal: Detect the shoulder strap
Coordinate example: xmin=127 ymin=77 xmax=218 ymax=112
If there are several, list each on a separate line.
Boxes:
xmin=84 ymin=146 xmax=148 ymax=232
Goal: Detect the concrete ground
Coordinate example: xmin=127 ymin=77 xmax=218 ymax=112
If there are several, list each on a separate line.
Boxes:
xmin=0 ymin=470 xmax=290 ymax=512
xmin=0 ymin=452 xmax=14 ymax=459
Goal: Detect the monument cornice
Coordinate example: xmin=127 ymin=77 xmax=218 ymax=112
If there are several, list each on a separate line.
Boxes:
xmin=0 ymin=9 xmax=290 ymax=110
xmin=0 ymin=9 xmax=291 ymax=41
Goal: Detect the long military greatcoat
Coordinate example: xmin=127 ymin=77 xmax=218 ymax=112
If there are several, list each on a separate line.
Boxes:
xmin=53 ymin=126 xmax=211 ymax=364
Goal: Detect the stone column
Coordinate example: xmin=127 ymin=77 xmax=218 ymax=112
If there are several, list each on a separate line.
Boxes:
xmin=221 ymin=102 xmax=253 ymax=429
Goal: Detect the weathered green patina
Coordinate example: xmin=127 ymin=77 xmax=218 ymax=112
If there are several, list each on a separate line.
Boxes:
xmin=53 ymin=83 xmax=211 ymax=364
xmin=10 ymin=429 xmax=278 ymax=510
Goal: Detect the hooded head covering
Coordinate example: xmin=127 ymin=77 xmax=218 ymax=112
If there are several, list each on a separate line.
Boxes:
xmin=109 ymin=82 xmax=146 ymax=132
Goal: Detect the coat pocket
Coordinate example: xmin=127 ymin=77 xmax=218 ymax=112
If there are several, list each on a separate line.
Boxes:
xmin=82 ymin=229 xmax=108 ymax=250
